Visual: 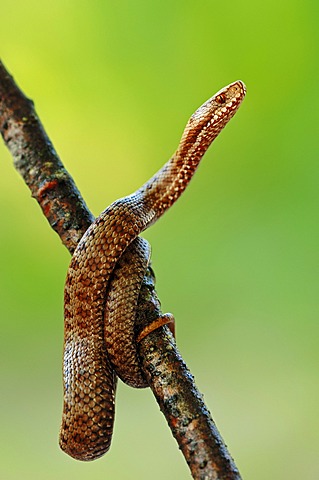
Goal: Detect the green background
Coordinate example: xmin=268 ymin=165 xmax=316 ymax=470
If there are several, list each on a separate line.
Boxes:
xmin=0 ymin=1 xmax=318 ymax=479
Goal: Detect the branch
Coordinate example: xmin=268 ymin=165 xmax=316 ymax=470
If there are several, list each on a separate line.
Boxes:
xmin=0 ymin=60 xmax=242 ymax=480
xmin=0 ymin=61 xmax=92 ymax=253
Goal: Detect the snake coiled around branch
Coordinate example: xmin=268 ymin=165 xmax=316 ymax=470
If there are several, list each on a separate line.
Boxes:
xmin=60 ymin=80 xmax=246 ymax=460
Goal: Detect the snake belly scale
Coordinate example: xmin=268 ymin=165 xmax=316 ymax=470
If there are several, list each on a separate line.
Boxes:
xmin=60 ymin=80 xmax=246 ymax=460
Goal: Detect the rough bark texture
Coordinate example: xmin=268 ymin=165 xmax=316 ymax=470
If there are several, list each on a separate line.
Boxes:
xmin=139 ymin=326 xmax=241 ymax=480
xmin=0 ymin=61 xmax=92 ymax=253
xmin=0 ymin=59 xmax=242 ymax=480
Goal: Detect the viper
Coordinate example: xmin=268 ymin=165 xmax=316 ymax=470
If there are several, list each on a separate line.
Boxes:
xmin=60 ymin=80 xmax=246 ymax=460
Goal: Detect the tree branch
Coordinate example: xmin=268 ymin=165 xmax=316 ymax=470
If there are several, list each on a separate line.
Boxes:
xmin=0 ymin=60 xmax=92 ymax=253
xmin=0 ymin=59 xmax=242 ymax=480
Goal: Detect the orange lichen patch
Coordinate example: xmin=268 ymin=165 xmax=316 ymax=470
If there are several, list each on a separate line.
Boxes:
xmin=37 ymin=179 xmax=59 ymax=199
xmin=169 ymin=416 xmax=179 ymax=429
xmin=42 ymin=202 xmax=51 ymax=217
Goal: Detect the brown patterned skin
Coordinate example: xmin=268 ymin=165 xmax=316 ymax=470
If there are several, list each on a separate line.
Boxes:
xmin=60 ymin=81 xmax=246 ymax=460
xmin=104 ymin=236 xmax=151 ymax=387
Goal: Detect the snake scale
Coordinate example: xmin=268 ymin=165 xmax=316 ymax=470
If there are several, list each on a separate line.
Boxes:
xmin=60 ymin=80 xmax=246 ymax=460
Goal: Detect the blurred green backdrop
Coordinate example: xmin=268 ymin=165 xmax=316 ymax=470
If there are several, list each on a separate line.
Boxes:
xmin=0 ymin=1 xmax=318 ymax=479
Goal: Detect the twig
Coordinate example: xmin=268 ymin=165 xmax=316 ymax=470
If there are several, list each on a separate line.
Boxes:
xmin=0 ymin=59 xmax=242 ymax=480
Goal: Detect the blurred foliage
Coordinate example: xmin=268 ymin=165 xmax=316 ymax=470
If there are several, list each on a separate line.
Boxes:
xmin=0 ymin=1 xmax=318 ymax=479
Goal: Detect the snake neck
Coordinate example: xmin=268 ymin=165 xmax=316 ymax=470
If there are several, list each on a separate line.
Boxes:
xmin=131 ymin=81 xmax=246 ymax=228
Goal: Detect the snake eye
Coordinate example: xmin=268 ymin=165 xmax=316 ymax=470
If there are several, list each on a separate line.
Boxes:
xmin=216 ymin=93 xmax=226 ymax=104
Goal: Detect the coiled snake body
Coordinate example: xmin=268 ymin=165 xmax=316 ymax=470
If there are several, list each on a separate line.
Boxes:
xmin=60 ymin=81 xmax=246 ymax=460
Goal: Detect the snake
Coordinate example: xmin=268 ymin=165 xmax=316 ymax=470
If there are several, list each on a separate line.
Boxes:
xmin=59 ymin=80 xmax=246 ymax=461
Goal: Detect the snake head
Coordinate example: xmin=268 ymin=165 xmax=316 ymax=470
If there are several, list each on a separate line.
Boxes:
xmin=191 ymin=80 xmax=246 ymax=125
xmin=179 ymin=80 xmax=246 ymax=158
